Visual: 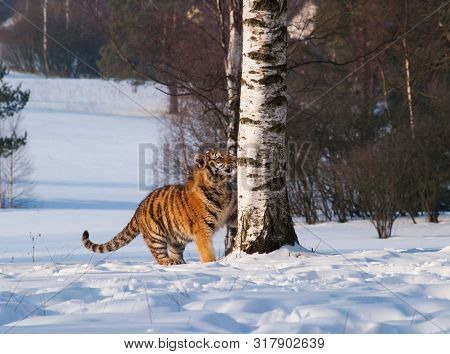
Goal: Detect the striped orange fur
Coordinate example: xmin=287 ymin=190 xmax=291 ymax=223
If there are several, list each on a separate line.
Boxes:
xmin=82 ymin=150 xmax=236 ymax=265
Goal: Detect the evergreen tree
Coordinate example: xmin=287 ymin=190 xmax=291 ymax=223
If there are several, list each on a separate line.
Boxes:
xmin=0 ymin=63 xmax=29 ymax=159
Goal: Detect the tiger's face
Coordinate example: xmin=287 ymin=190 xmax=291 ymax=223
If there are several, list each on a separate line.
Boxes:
xmin=194 ymin=150 xmax=236 ymax=182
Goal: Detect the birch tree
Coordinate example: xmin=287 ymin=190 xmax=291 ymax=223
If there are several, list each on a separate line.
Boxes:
xmin=217 ymin=0 xmax=243 ymax=255
xmin=402 ymin=0 xmax=415 ymax=138
xmin=234 ymin=0 xmax=298 ymax=254
xmin=223 ymin=0 xmax=243 ymax=154
xmin=42 ymin=0 xmax=50 ymax=76
xmin=65 ymin=0 xmax=70 ymax=30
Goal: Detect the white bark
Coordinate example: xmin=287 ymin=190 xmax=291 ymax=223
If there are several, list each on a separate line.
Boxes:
xmin=379 ymin=65 xmax=391 ymax=119
xmin=235 ymin=0 xmax=297 ymax=254
xmin=8 ymin=151 xmax=13 ymax=208
xmin=42 ymin=0 xmax=50 ymax=76
xmin=403 ymin=0 xmax=415 ymax=138
xmin=402 ymin=37 xmax=415 ymax=138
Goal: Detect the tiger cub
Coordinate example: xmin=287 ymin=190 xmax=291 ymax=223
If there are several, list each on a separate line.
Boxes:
xmin=82 ymin=150 xmax=237 ymax=265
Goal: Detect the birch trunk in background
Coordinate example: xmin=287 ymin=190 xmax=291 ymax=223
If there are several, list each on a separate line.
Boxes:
xmin=224 ymin=0 xmax=243 ymax=255
xmin=402 ymin=0 xmax=415 ymax=138
xmin=8 ymin=152 xmax=13 ymax=208
xmin=234 ymin=0 xmax=298 ymax=254
xmin=42 ymin=0 xmax=50 ymax=77
xmin=226 ymin=0 xmax=243 ymax=155
xmin=65 ymin=0 xmax=70 ymax=30
xmin=402 ymin=36 xmax=414 ymax=138
xmin=164 ymin=5 xmax=179 ymax=115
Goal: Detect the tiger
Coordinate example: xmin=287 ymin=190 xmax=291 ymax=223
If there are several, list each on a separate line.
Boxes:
xmin=82 ymin=150 xmax=237 ymax=265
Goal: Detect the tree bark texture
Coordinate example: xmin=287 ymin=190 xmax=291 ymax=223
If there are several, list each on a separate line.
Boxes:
xmin=235 ymin=0 xmax=298 ymax=254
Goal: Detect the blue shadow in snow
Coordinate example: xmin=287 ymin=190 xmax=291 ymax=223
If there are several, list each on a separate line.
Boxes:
xmin=397 ymin=248 xmax=441 ymax=254
xmin=34 ymin=199 xmax=139 ymax=210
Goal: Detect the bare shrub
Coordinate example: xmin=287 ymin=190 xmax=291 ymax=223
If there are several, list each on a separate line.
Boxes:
xmin=345 ymin=138 xmax=411 ymax=239
xmin=0 ymin=115 xmax=34 ymax=208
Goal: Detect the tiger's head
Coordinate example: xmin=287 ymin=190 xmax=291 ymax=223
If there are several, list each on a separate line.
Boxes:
xmin=194 ymin=150 xmax=236 ymax=183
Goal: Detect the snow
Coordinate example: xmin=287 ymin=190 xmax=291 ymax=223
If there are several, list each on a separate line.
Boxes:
xmin=288 ymin=1 xmax=317 ymax=40
xmin=1 ymin=73 xmax=449 ymax=334
xmin=6 ymin=72 xmax=168 ymax=117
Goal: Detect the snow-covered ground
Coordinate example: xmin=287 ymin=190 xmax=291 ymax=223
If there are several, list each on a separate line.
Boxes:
xmin=6 ymin=72 xmax=168 ymax=117
xmin=0 ymin=74 xmax=449 ymax=334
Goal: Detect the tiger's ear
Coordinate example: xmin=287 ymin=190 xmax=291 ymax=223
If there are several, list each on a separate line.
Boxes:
xmin=194 ymin=153 xmax=206 ymax=169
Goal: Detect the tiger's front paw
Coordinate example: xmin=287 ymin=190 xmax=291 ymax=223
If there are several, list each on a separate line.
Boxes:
xmin=158 ymin=258 xmax=185 ymax=266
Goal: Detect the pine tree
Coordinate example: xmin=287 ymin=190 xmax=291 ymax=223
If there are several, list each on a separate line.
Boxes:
xmin=0 ymin=62 xmax=29 ymax=170
xmin=234 ymin=0 xmax=298 ymax=254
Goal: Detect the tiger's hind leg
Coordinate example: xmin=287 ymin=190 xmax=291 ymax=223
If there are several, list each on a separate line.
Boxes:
xmin=168 ymin=241 xmax=186 ymax=264
xmin=142 ymin=231 xmax=177 ymax=266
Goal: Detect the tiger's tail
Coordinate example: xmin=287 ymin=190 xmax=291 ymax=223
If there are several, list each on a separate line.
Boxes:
xmin=82 ymin=215 xmax=140 ymax=253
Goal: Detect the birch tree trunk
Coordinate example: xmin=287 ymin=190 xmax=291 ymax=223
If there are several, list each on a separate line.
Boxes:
xmin=8 ymin=152 xmax=13 ymax=208
xmin=164 ymin=5 xmax=179 ymax=115
xmin=402 ymin=36 xmax=415 ymax=138
xmin=403 ymin=0 xmax=415 ymax=138
xmin=234 ymin=0 xmax=298 ymax=254
xmin=379 ymin=64 xmax=391 ymax=119
xmin=223 ymin=0 xmax=243 ymax=255
xmin=42 ymin=0 xmax=50 ymax=77
xmin=225 ymin=0 xmax=243 ymax=155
